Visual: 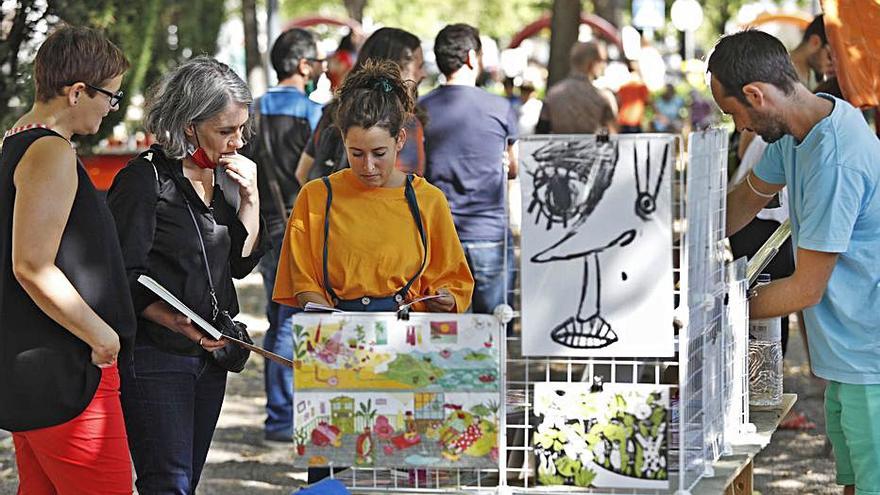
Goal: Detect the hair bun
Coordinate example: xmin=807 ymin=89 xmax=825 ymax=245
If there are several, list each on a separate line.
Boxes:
xmin=373 ymin=78 xmax=393 ymax=93
xmin=334 ymin=58 xmax=415 ymax=135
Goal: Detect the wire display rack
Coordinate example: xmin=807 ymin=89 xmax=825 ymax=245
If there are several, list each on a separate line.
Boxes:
xmin=677 ymin=129 xmax=732 ymax=490
xmin=328 ymin=131 xmax=742 ymax=494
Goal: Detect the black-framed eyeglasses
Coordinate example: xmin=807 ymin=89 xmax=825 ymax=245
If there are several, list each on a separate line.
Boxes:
xmin=69 ymin=82 xmax=124 ymax=107
xmin=306 ymin=57 xmax=327 ymax=65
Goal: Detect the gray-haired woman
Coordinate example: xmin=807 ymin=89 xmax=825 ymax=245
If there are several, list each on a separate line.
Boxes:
xmin=107 ymin=56 xmax=267 ymax=493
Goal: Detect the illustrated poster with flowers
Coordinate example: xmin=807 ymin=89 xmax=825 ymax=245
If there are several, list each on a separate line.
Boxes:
xmin=292 ymin=313 xmax=501 ymax=469
xmin=533 ymin=382 xmax=669 ymax=489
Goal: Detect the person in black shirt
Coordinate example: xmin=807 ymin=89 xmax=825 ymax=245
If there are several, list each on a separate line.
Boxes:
xmin=0 ymin=26 xmax=135 ymax=493
xmin=107 ymin=56 xmax=267 ymax=493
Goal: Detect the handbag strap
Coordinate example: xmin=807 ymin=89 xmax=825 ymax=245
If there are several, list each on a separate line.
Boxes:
xmin=163 ymin=162 xmax=221 ymax=319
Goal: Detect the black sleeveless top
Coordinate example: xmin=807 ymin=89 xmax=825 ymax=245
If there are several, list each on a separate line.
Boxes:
xmin=0 ymin=128 xmax=136 ymax=431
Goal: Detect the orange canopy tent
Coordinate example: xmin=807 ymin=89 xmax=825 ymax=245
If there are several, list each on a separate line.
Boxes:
xmin=822 ymin=0 xmax=880 ymax=107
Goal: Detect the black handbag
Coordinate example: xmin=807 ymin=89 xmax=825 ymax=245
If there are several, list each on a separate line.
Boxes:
xmin=210 ymin=309 xmax=253 ymax=373
xmin=176 ymin=171 xmax=253 ymax=373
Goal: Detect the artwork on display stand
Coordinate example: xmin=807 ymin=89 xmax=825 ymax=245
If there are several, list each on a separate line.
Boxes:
xmin=519 ymin=135 xmax=676 ymax=357
xmin=533 ymin=382 xmax=670 ymax=489
xmin=292 ymin=313 xmax=501 ymax=469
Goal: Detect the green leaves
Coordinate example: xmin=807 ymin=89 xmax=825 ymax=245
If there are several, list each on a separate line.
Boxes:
xmin=573 ymin=466 xmax=597 ymax=487
xmin=534 ymin=425 xmax=565 ymax=452
xmin=0 ymin=0 xmax=226 ymax=148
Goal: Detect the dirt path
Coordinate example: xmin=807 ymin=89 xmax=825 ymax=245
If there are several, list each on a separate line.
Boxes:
xmin=0 ymin=278 xmax=838 ymax=494
xmin=752 ymin=321 xmax=838 ymax=494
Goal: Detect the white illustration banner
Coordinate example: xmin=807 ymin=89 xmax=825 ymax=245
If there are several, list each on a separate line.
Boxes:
xmin=519 ymin=135 xmax=675 ymax=357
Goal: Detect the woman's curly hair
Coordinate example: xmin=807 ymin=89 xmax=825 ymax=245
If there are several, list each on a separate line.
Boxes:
xmin=334 ymin=59 xmax=415 ymax=137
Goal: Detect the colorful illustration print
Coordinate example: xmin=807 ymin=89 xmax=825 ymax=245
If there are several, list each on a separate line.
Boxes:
xmin=292 ymin=314 xmax=502 ymax=469
xmin=292 ymin=314 xmax=499 ymax=392
xmin=430 ymin=321 xmax=458 ymax=344
xmin=533 ymin=383 xmax=669 ymax=489
xmin=294 ymin=392 xmax=500 ymax=468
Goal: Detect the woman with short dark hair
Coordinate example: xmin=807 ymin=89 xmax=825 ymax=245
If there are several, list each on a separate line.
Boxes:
xmin=0 ymin=25 xmax=134 ymax=493
xmin=107 ymin=55 xmax=267 ymax=493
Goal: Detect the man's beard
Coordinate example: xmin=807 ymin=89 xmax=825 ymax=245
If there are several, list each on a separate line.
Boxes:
xmin=750 ymin=109 xmax=790 ymax=143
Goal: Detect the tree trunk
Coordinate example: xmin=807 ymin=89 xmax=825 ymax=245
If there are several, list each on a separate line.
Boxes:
xmin=0 ymin=0 xmax=40 ymax=128
xmin=124 ymin=0 xmax=161 ymax=106
xmin=548 ymin=0 xmax=581 ymax=89
xmin=343 ymin=0 xmax=367 ymax=24
xmin=592 ymin=0 xmax=622 ymax=28
xmin=242 ymin=0 xmax=263 ymax=87
xmin=716 ymin=6 xmax=731 ymax=38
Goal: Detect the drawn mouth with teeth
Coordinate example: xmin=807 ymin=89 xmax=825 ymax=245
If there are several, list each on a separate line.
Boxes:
xmin=550 ymin=315 xmax=618 ymax=349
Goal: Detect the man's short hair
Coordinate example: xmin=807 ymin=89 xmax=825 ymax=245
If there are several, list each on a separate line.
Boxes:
xmin=270 ymin=28 xmax=317 ymax=80
xmin=34 ymin=25 xmax=129 ymax=102
xmin=707 ymin=30 xmax=800 ymax=103
xmin=569 ymin=42 xmax=601 ymax=70
xmin=433 ymin=23 xmax=481 ymax=77
xmin=802 ymin=14 xmax=827 ymax=45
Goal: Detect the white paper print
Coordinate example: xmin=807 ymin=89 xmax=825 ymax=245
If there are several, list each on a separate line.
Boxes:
xmin=519 ymin=135 xmax=675 ymax=357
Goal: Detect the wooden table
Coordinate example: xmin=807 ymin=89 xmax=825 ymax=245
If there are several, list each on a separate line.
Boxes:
xmin=692 ymin=393 xmax=797 ymax=494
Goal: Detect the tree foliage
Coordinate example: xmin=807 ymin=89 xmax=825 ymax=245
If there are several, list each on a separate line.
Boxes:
xmin=281 ymin=0 xmax=547 ymax=43
xmin=0 ymin=0 xmax=225 ymax=149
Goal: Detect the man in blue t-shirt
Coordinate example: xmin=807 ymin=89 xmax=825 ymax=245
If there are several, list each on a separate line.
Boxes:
xmin=710 ymin=31 xmax=880 ymax=494
xmin=241 ymin=27 xmax=324 ymax=443
xmin=421 ymin=23 xmax=519 ymax=314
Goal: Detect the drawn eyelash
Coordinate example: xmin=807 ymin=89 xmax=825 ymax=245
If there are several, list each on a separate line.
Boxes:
xmin=527 ymin=139 xmax=619 ymax=230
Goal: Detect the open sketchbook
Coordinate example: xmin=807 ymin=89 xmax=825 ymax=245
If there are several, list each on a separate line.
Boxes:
xmin=137 ymin=275 xmax=294 ymax=368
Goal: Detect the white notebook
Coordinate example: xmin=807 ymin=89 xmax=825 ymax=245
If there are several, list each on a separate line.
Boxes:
xmin=137 ymin=275 xmax=294 ymax=368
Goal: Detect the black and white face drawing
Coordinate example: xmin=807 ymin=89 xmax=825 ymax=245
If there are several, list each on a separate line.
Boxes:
xmin=520 ymin=135 xmax=675 ymax=357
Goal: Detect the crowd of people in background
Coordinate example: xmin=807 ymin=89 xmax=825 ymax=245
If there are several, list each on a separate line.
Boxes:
xmin=1 ymin=10 xmax=874 ymax=494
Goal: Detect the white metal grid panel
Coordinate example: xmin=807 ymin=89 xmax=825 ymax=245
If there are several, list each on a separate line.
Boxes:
xmin=723 ymin=258 xmax=750 ymax=451
xmin=678 ymin=129 xmax=730 ymax=490
xmin=505 ymin=134 xmax=682 ymax=494
xmin=323 ymin=131 xmax=741 ymax=494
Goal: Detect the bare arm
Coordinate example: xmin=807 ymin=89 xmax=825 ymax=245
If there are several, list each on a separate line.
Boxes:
xmin=726 ymin=170 xmax=782 ymax=237
xmin=749 ymin=248 xmax=837 ymax=319
xmin=738 ymin=130 xmax=756 ymax=160
xmin=12 ymin=138 xmax=119 ymax=366
xmin=506 ymin=142 xmax=519 ymax=179
xmin=295 ymin=152 xmax=315 ymax=186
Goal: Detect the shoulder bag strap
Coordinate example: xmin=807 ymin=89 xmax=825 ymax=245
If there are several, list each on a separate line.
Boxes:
xmin=162 ymin=161 xmax=221 ymax=319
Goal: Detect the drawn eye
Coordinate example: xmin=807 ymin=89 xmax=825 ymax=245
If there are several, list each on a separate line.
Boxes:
xmin=527 ymin=140 xmax=618 ymax=230
xmin=530 ymin=166 xmax=583 ymax=229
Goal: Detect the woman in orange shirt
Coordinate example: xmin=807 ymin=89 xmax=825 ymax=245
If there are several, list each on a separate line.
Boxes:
xmin=274 ymin=59 xmax=473 ymax=313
